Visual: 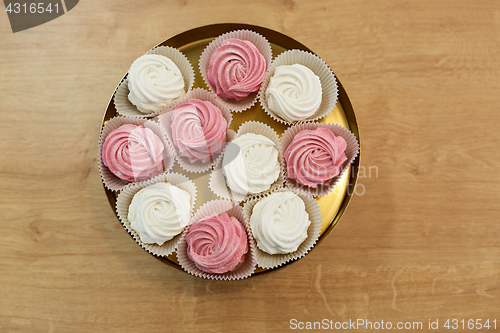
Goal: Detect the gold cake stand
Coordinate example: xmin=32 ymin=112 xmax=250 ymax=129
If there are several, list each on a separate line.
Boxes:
xmin=101 ymin=23 xmax=360 ymax=277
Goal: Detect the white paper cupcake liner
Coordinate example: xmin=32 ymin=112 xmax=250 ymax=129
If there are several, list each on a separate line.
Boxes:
xmin=209 ymin=121 xmax=285 ymax=203
xmin=98 ymin=117 xmax=176 ymax=192
xmin=280 ymin=122 xmax=359 ymax=197
xmin=259 ymin=49 xmax=338 ymax=125
xmin=199 ymin=29 xmax=273 ymax=112
xmin=243 ymin=187 xmax=322 ymax=269
xmin=115 ymin=172 xmax=197 ymax=257
xmin=157 ymin=88 xmax=234 ymax=173
xmin=114 ymin=46 xmax=195 ymax=119
xmin=177 ymin=199 xmax=256 ymax=280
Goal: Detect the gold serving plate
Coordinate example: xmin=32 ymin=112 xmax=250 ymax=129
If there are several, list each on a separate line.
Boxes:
xmin=101 ymin=23 xmax=360 ymax=276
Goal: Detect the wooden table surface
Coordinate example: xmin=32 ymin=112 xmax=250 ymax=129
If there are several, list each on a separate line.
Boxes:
xmin=1 ymin=1 xmax=499 ymax=332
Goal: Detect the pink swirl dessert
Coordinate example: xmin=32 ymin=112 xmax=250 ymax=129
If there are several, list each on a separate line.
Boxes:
xmin=186 ymin=212 xmax=248 ymax=274
xmin=102 ymin=124 xmax=164 ymax=182
xmin=284 ymin=128 xmax=347 ymax=188
xmin=171 ymin=99 xmax=227 ymax=164
xmin=207 ymin=38 xmax=266 ymax=101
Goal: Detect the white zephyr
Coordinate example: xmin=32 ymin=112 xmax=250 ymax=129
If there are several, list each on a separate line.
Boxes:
xmin=128 ymin=54 xmax=186 ymax=114
xmin=222 ymin=133 xmax=280 ymax=196
xmin=250 ymin=191 xmax=311 ymax=254
xmin=128 ymin=182 xmax=191 ymax=246
xmin=266 ymin=64 xmax=322 ymax=122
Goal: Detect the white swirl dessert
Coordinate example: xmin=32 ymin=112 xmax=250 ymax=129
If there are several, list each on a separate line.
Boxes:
xmin=250 ymin=191 xmax=311 ymax=254
xmin=128 ymin=182 xmax=191 ymax=246
xmin=221 ymin=133 xmax=280 ymax=196
xmin=127 ymin=54 xmax=186 ymax=114
xmin=265 ymin=64 xmax=322 ymax=122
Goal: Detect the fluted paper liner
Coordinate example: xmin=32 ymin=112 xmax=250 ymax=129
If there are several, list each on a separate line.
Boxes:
xmin=98 ymin=117 xmax=176 ymax=192
xmin=114 ymin=46 xmax=195 ymax=119
xmin=280 ymin=122 xmax=359 ymax=197
xmin=177 ymin=200 xmax=256 ymax=280
xmin=116 ymin=172 xmax=197 ymax=257
xmin=157 ymin=88 xmax=234 ymax=173
xmin=199 ymin=29 xmax=272 ymax=112
xmin=209 ymin=121 xmax=285 ymax=203
xmin=243 ymin=187 xmax=322 ymax=269
xmin=259 ymin=49 xmax=338 ymax=125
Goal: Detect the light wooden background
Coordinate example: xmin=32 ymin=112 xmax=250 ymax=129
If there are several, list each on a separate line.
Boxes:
xmin=1 ymin=1 xmax=499 ymax=332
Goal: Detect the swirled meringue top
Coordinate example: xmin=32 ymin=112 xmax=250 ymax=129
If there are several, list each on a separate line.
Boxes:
xmin=186 ymin=212 xmax=248 ymax=274
xmin=127 ymin=54 xmax=186 ymax=114
xmin=207 ymin=38 xmax=266 ymax=101
xmin=128 ymin=182 xmax=192 ymax=246
xmin=284 ymin=127 xmax=347 ymax=188
xmin=265 ymin=64 xmax=322 ymax=122
xmin=171 ymin=99 xmax=228 ymax=164
xmin=102 ymin=124 xmax=164 ymax=182
xmin=250 ymin=191 xmax=311 ymax=254
xmin=222 ymin=133 xmax=280 ymax=196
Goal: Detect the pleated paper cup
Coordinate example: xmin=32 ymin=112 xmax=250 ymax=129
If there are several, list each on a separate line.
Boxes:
xmin=259 ymin=49 xmax=338 ymax=125
xmin=115 ymin=172 xmax=197 ymax=257
xmin=243 ymin=187 xmax=322 ymax=269
xmin=199 ymin=29 xmax=272 ymax=112
xmin=114 ymin=46 xmax=195 ymax=119
xmin=209 ymin=121 xmax=284 ymax=203
xmin=280 ymin=122 xmax=359 ymax=197
xmin=157 ymin=88 xmax=234 ymax=173
xmin=177 ymin=199 xmax=256 ymax=280
xmin=98 ymin=117 xmax=176 ymax=192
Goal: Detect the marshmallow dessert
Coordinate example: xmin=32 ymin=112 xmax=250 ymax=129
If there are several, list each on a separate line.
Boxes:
xmin=127 ymin=54 xmax=186 ymax=114
xmin=101 ymin=124 xmax=164 ymax=182
xmin=170 ymin=98 xmax=227 ymax=164
xmin=207 ymin=38 xmax=266 ymax=101
xmin=265 ymin=64 xmax=322 ymax=123
xmin=115 ymin=172 xmax=197 ymax=257
xmin=221 ymin=133 xmax=280 ymax=197
xmin=199 ymin=30 xmax=273 ymax=112
xmin=243 ymin=187 xmax=322 ymax=269
xmin=250 ymin=191 xmax=311 ymax=255
xmin=259 ymin=49 xmax=338 ymax=125
xmin=185 ymin=212 xmax=249 ymax=274
xmin=128 ymin=182 xmax=192 ymax=246
xmin=284 ymin=127 xmax=347 ymax=188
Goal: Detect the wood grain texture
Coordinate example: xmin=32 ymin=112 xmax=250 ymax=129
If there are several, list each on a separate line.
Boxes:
xmin=1 ymin=0 xmax=499 ymax=332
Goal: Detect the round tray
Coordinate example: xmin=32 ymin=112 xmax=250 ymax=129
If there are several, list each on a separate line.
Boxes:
xmin=101 ymin=23 xmax=360 ymax=277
